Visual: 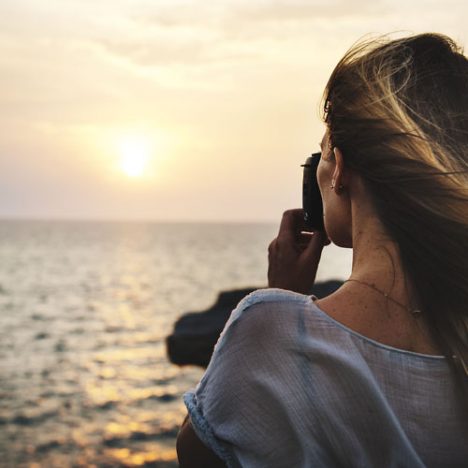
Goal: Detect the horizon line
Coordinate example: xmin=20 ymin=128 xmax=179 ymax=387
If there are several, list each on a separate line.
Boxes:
xmin=0 ymin=215 xmax=278 ymax=225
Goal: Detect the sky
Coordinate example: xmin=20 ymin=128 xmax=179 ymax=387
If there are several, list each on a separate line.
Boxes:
xmin=0 ymin=0 xmax=467 ymax=222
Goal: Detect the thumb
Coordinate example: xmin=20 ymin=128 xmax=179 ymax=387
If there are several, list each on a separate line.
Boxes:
xmin=301 ymin=231 xmax=326 ymax=265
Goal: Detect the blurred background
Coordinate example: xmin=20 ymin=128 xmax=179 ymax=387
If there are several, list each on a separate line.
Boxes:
xmin=0 ymin=0 xmax=466 ymax=466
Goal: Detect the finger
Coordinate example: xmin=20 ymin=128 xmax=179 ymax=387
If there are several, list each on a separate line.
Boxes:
xmin=301 ymin=230 xmax=330 ymax=246
xmin=268 ymin=238 xmax=277 ymax=256
xmin=297 ymin=230 xmax=315 ymax=249
xmin=277 ymin=209 xmax=304 ymax=242
xmin=301 ymin=230 xmax=326 ymax=264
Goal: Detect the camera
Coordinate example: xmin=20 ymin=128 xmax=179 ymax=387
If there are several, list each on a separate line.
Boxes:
xmin=302 ymin=152 xmax=324 ymax=231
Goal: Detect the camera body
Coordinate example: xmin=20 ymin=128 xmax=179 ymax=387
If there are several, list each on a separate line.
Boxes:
xmin=302 ymin=152 xmax=324 ymax=231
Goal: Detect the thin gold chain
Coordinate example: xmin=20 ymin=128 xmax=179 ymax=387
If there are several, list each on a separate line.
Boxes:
xmin=345 ymin=278 xmax=422 ymax=316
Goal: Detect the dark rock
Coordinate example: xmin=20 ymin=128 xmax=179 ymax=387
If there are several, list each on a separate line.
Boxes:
xmin=166 ymin=288 xmax=255 ymax=368
xmin=97 ymin=401 xmax=116 ymax=410
xmin=35 ymin=332 xmax=50 ymax=340
xmin=166 ymin=281 xmax=342 ymax=368
xmin=35 ymin=440 xmax=61 ymax=453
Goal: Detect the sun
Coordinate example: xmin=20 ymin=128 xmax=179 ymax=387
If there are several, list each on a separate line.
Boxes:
xmin=118 ymin=135 xmax=152 ymax=178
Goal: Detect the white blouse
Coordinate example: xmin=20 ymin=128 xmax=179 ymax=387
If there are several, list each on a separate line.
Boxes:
xmin=184 ymin=288 xmax=467 ymax=467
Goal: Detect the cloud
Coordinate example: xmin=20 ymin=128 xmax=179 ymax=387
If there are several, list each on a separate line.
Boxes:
xmin=90 ymin=0 xmax=388 ymax=69
xmin=0 ymin=1 xmax=389 ymax=76
xmin=134 ymin=0 xmax=385 ymax=28
xmin=94 ymin=36 xmax=259 ymax=68
xmin=229 ymin=0 xmax=386 ymax=22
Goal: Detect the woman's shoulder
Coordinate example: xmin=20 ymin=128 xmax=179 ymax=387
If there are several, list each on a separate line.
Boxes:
xmin=315 ymin=289 xmax=445 ymax=357
xmin=212 ymin=287 xmax=336 ymax=359
xmin=235 ymin=287 xmax=312 ymax=309
xmin=225 ymin=287 xmax=317 ymax=335
xmin=229 ymin=288 xmax=447 ymax=362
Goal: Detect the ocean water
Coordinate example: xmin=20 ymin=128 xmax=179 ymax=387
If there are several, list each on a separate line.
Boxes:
xmin=0 ymin=220 xmax=352 ymax=467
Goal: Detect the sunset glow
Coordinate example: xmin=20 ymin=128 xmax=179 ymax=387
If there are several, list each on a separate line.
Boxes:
xmin=0 ymin=0 xmax=466 ymax=221
xmin=118 ymin=136 xmax=152 ymax=178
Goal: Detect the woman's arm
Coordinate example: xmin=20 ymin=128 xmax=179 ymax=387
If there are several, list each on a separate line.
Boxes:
xmin=176 ymin=415 xmax=227 ymax=468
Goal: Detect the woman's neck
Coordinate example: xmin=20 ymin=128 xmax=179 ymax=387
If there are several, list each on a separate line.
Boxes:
xmin=349 ymin=201 xmax=420 ymax=311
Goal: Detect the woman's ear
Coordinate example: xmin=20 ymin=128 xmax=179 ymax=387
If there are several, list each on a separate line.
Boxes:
xmin=332 ymin=147 xmax=347 ymax=191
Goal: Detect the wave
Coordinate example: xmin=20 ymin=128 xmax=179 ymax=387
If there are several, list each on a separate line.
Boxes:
xmin=0 ymin=409 xmax=59 ymax=426
xmin=103 ymin=426 xmax=180 ymax=448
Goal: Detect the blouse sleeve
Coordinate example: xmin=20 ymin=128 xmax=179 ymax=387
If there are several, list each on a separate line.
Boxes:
xmin=183 ymin=289 xmax=312 ymax=468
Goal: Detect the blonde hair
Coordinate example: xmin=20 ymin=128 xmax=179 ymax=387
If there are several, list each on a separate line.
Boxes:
xmin=323 ymin=33 xmax=468 ymax=394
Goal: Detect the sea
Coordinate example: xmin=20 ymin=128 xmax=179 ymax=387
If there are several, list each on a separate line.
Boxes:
xmin=0 ymin=220 xmax=352 ymax=467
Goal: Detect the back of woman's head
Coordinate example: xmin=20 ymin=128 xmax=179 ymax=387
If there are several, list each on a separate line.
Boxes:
xmin=323 ymin=33 xmax=468 ymax=391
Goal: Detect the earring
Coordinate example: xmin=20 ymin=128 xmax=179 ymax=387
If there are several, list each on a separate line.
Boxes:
xmin=330 ymin=183 xmax=344 ymax=191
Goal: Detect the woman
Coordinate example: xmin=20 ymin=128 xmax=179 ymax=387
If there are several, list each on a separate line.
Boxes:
xmin=177 ymin=33 xmax=468 ymax=467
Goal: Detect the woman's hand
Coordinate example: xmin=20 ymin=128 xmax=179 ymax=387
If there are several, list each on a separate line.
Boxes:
xmin=268 ymin=209 xmax=328 ymax=294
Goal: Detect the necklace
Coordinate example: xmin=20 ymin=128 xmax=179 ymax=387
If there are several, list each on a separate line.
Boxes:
xmin=345 ymin=278 xmax=422 ymax=317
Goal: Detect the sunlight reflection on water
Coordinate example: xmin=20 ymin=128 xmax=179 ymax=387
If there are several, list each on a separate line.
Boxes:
xmin=0 ymin=220 xmax=351 ymax=466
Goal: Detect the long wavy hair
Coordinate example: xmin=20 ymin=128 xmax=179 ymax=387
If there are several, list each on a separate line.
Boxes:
xmin=323 ymin=33 xmax=468 ymax=395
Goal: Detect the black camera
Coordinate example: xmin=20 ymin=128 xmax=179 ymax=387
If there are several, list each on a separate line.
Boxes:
xmin=302 ymin=152 xmax=324 ymax=231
